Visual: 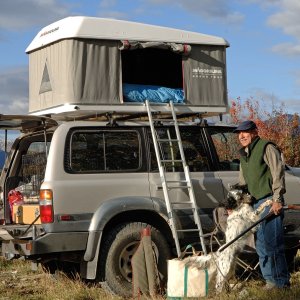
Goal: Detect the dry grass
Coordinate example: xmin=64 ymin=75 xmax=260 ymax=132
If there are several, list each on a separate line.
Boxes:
xmin=0 ymin=258 xmax=121 ymax=300
xmin=0 ymin=254 xmax=300 ymax=300
xmin=204 ymin=271 xmax=300 ymax=300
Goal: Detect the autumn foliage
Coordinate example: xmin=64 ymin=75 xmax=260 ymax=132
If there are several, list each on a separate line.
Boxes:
xmin=229 ymin=97 xmax=300 ymax=167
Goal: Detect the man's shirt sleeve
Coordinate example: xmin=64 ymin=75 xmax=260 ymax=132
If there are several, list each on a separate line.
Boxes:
xmin=264 ymin=144 xmax=286 ymax=200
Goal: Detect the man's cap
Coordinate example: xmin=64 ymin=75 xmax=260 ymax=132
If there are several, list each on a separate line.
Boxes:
xmin=233 ymin=120 xmax=257 ymax=133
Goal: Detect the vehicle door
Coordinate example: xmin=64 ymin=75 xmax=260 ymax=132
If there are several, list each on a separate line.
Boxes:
xmin=207 ymin=126 xmax=300 ymax=205
xmin=147 ymin=126 xmax=224 ymax=233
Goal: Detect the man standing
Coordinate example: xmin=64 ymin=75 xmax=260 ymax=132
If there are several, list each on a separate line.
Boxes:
xmin=234 ymin=120 xmax=290 ymax=289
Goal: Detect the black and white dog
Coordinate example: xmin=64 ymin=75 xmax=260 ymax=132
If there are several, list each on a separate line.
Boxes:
xmin=184 ymin=184 xmax=272 ymax=293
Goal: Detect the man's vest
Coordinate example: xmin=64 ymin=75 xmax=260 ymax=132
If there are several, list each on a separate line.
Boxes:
xmin=240 ymin=137 xmax=273 ymax=200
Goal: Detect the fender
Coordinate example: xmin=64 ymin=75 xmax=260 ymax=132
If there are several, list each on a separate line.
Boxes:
xmin=83 ymin=196 xmax=169 ymax=262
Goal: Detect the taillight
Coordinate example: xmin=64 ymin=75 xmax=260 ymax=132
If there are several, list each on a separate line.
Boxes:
xmin=39 ymin=189 xmax=53 ymax=223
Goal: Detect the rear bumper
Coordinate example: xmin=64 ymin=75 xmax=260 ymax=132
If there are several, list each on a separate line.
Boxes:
xmin=1 ymin=231 xmax=88 ymax=257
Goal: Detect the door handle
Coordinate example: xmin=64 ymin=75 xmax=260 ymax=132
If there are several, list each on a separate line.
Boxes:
xmin=156 ymin=185 xmax=163 ymax=191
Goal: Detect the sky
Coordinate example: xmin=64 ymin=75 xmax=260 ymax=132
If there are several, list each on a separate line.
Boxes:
xmin=0 ymin=0 xmax=300 ymax=116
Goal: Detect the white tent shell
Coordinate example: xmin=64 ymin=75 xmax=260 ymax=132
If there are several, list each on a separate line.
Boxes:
xmin=27 ymin=16 xmax=230 ymax=117
xmin=26 ymin=16 xmax=229 ymax=53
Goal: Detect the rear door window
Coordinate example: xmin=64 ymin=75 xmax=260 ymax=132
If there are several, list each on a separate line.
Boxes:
xmin=21 ymin=142 xmax=49 ymax=188
xmin=7 ymin=139 xmax=51 ymax=200
xmin=148 ymin=127 xmax=210 ymax=172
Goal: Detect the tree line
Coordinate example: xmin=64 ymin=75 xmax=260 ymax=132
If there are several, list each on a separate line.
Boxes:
xmin=229 ymin=97 xmax=300 ymax=167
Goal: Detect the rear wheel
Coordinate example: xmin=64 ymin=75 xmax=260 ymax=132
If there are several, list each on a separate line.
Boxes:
xmin=98 ymin=222 xmax=171 ymax=297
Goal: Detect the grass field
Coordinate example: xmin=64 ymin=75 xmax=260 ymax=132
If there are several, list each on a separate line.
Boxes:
xmin=0 ymin=254 xmax=300 ymax=300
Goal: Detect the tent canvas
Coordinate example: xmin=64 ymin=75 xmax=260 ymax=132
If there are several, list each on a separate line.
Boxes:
xmin=26 ymin=17 xmax=228 ymax=114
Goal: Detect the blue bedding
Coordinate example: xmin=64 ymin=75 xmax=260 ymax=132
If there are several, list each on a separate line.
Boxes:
xmin=123 ymin=83 xmax=184 ymax=103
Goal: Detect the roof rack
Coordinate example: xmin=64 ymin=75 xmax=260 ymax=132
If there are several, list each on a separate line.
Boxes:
xmin=30 ymin=103 xmax=228 ymax=123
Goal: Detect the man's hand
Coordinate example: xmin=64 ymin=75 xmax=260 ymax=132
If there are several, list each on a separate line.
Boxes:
xmin=271 ymin=201 xmax=283 ymax=215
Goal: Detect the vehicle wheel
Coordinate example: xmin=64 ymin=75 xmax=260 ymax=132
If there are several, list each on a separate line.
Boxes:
xmin=98 ymin=222 xmax=171 ymax=298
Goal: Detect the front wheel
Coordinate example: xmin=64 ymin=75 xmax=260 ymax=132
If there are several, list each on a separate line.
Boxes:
xmin=98 ymin=222 xmax=171 ymax=297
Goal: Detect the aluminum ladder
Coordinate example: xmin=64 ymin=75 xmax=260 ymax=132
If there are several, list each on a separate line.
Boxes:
xmin=145 ymin=100 xmax=207 ymax=257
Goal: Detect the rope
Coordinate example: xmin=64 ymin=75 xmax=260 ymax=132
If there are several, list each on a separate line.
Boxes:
xmin=18 ymin=214 xmax=40 ymax=238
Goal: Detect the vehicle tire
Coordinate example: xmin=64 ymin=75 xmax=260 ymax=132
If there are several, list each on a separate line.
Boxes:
xmin=98 ymin=222 xmax=171 ymax=298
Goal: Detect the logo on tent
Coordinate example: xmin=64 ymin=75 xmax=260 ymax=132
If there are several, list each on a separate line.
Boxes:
xmin=39 ymin=62 xmax=52 ymax=94
xmin=192 ymin=67 xmax=222 ymax=79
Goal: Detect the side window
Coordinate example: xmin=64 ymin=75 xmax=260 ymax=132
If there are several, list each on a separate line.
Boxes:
xmin=71 ymin=132 xmax=104 ymax=171
xmin=105 ymin=131 xmax=140 ymax=171
xmin=148 ymin=127 xmax=210 ymax=172
xmin=208 ymin=128 xmax=240 ymax=171
xmin=68 ymin=130 xmax=140 ymax=173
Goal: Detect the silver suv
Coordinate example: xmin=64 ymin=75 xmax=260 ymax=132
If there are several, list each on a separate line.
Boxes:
xmin=0 ymin=115 xmax=300 ymax=297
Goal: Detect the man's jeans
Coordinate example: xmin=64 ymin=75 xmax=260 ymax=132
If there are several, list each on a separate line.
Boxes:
xmin=254 ymin=197 xmax=290 ymax=288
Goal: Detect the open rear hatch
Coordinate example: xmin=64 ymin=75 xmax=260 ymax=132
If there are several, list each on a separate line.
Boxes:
xmin=0 ymin=114 xmax=57 ymax=132
xmin=0 ymin=114 xmax=57 ymax=241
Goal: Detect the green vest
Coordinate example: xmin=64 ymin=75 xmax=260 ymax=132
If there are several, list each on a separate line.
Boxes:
xmin=240 ymin=137 xmax=273 ymax=200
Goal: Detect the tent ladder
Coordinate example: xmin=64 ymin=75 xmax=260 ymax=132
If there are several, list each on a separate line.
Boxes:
xmin=145 ymin=100 xmax=207 ymax=257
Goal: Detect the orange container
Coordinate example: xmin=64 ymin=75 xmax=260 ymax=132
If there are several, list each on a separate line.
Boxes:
xmin=12 ymin=204 xmax=41 ymax=225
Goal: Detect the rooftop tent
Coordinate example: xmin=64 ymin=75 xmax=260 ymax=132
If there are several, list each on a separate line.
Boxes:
xmin=28 ymin=38 xmax=122 ymax=112
xmin=26 ymin=16 xmax=229 ymax=114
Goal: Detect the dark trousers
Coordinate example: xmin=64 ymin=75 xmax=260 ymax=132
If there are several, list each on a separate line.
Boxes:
xmin=254 ymin=197 xmax=290 ymax=287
